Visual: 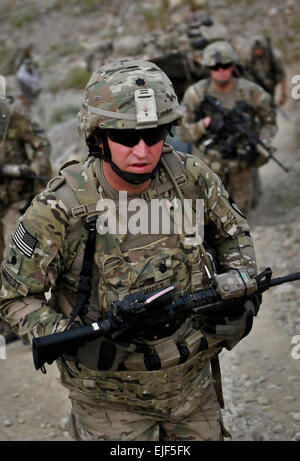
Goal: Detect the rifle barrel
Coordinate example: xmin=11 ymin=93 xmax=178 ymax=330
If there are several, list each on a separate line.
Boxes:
xmin=0 ymin=173 xmax=51 ymax=181
xmin=269 ymin=272 xmax=300 ymax=288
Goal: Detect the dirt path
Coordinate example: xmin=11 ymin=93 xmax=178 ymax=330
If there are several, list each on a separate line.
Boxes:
xmin=0 ymin=110 xmax=299 ymax=442
xmin=221 ymin=109 xmax=300 ymax=441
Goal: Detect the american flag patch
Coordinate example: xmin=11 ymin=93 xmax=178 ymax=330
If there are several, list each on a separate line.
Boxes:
xmin=12 ymin=223 xmax=37 ymax=258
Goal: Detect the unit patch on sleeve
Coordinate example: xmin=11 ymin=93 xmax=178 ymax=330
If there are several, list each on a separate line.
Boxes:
xmin=12 ymin=222 xmax=38 ymax=258
xmin=2 ymin=265 xmax=28 ymax=296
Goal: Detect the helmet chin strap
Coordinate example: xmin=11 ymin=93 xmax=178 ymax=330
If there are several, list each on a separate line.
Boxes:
xmin=101 ymin=135 xmax=158 ymax=185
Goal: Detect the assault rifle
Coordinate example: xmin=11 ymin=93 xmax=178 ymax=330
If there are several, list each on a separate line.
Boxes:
xmin=0 ymin=171 xmax=50 ymax=182
xmin=32 ymin=267 xmax=300 ymax=372
xmin=199 ymin=95 xmax=289 ymax=172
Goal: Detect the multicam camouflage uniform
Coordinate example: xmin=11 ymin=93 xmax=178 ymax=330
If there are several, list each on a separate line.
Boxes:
xmin=243 ymin=35 xmax=286 ymax=101
xmin=0 ymin=60 xmax=258 ymax=441
xmin=178 ymin=41 xmax=277 ymax=214
xmin=0 ymin=93 xmax=51 ymax=339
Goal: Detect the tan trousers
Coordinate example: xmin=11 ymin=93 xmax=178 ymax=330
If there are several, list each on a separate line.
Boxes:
xmin=68 ymin=382 xmax=225 ymax=441
xmin=226 ymin=167 xmax=253 ymax=215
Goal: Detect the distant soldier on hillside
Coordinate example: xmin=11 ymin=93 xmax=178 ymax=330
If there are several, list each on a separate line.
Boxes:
xmin=243 ymin=35 xmax=287 ymax=107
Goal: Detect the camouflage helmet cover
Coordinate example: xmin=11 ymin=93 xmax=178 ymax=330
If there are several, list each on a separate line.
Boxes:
xmin=78 ymin=59 xmax=183 ymax=138
xmin=202 ymin=41 xmax=237 ymax=67
xmin=251 ymin=35 xmax=267 ymax=50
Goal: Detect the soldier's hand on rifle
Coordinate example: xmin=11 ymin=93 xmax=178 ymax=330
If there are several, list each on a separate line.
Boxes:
xmin=1 ymin=164 xmax=33 ymax=178
xmin=201 ymin=294 xmax=261 ymax=350
xmin=279 ymin=93 xmax=287 ymax=106
xmin=203 ymin=116 xmax=211 ymax=129
xmin=207 ymin=116 xmax=225 ymax=134
xmin=19 ymin=164 xmax=34 ymax=178
xmin=254 ymin=141 xmax=270 ymax=167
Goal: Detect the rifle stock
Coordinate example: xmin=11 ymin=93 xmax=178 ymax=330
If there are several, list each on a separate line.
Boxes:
xmin=32 ymin=320 xmax=111 ymax=372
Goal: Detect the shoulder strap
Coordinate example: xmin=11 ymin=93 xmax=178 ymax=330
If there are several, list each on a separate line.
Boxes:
xmin=66 ymin=215 xmax=98 ymax=329
xmin=160 ymin=149 xmax=214 ymax=278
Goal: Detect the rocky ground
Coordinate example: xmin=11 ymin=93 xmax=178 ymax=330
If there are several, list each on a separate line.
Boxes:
xmin=221 ymin=109 xmax=300 ymax=441
xmin=0 ymin=0 xmax=299 ymax=443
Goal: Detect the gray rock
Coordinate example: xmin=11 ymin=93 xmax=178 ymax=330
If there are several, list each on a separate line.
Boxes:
xmin=257 ymin=396 xmax=270 ymax=405
xmin=273 ymin=425 xmax=283 ymax=433
xmin=60 ymin=417 xmax=70 ymax=431
xmin=292 ymin=413 xmax=300 ymax=422
xmin=113 ymin=36 xmax=144 ymax=56
xmin=3 ymin=420 xmax=13 ymax=427
xmin=293 ymin=432 xmax=300 ymax=441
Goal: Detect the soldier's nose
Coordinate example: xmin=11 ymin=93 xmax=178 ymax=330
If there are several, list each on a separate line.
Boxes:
xmin=132 ymin=139 xmax=150 ymax=158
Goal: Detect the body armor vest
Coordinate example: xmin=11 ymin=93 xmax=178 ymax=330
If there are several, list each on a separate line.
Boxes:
xmin=48 ymin=146 xmax=222 ymax=413
xmin=197 ymin=79 xmax=260 ymax=172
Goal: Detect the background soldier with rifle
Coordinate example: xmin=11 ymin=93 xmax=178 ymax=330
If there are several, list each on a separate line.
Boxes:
xmin=0 ymin=75 xmax=51 ymax=342
xmin=178 ymin=41 xmax=277 ymax=215
xmin=0 ymin=59 xmax=265 ymax=441
xmin=244 ymin=35 xmax=287 ymax=109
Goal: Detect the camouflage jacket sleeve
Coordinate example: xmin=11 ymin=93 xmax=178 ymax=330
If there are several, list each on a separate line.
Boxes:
xmin=177 ymin=83 xmax=208 ymax=143
xmin=0 ymin=188 xmax=69 ymax=343
xmin=13 ymin=111 xmax=52 ymax=177
xmin=185 ymin=155 xmax=257 ymax=276
xmin=247 ymin=80 xmax=277 ymax=141
xmin=274 ymin=51 xmax=286 ymax=82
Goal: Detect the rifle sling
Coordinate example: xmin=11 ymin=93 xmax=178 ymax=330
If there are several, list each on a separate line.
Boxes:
xmin=66 ymin=215 xmax=98 ymax=329
xmin=210 ymin=355 xmax=225 ymax=409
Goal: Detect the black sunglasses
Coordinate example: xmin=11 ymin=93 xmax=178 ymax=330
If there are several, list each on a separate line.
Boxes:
xmin=210 ymin=62 xmax=233 ymax=71
xmin=107 ymin=125 xmax=170 ymax=147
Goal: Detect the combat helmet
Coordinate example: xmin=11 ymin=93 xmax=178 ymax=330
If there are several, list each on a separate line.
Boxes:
xmin=251 ymin=35 xmax=267 ymax=50
xmin=78 ymin=59 xmax=183 ymax=139
xmin=78 ymin=59 xmax=183 ymax=184
xmin=202 ymin=41 xmax=237 ymax=67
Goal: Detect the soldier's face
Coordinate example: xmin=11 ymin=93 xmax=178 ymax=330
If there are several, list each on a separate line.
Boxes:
xmin=210 ymin=64 xmax=233 ymax=83
xmin=107 ymin=136 xmax=164 ymax=175
xmin=253 ymin=47 xmax=264 ymax=57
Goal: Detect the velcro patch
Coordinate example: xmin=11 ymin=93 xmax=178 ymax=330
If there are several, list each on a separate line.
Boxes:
xmin=12 ymin=223 xmax=37 ymax=258
xmin=2 ymin=265 xmax=28 ymax=296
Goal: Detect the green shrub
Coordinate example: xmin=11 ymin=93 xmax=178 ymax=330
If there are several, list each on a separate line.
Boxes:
xmin=50 ymin=40 xmax=84 ymax=57
xmin=49 ymin=104 xmax=80 ymax=126
xmin=50 ymin=67 xmax=90 ymax=92
xmin=10 ymin=4 xmax=39 ymax=28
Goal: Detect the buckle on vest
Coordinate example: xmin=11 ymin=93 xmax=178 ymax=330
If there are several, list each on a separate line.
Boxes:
xmin=175 ymin=174 xmax=187 ymax=185
xmin=141 ymin=189 xmax=157 ymax=201
xmin=71 ymin=205 xmax=88 ymax=218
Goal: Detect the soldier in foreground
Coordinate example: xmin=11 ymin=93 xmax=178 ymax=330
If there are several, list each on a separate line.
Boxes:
xmin=178 ymin=41 xmax=277 ymax=214
xmin=0 ymin=60 xmax=260 ymax=441
xmin=0 ymin=76 xmax=51 ymax=342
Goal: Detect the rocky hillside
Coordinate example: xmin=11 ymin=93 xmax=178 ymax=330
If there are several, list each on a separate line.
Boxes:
xmin=1 ymin=0 xmax=299 ymax=168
